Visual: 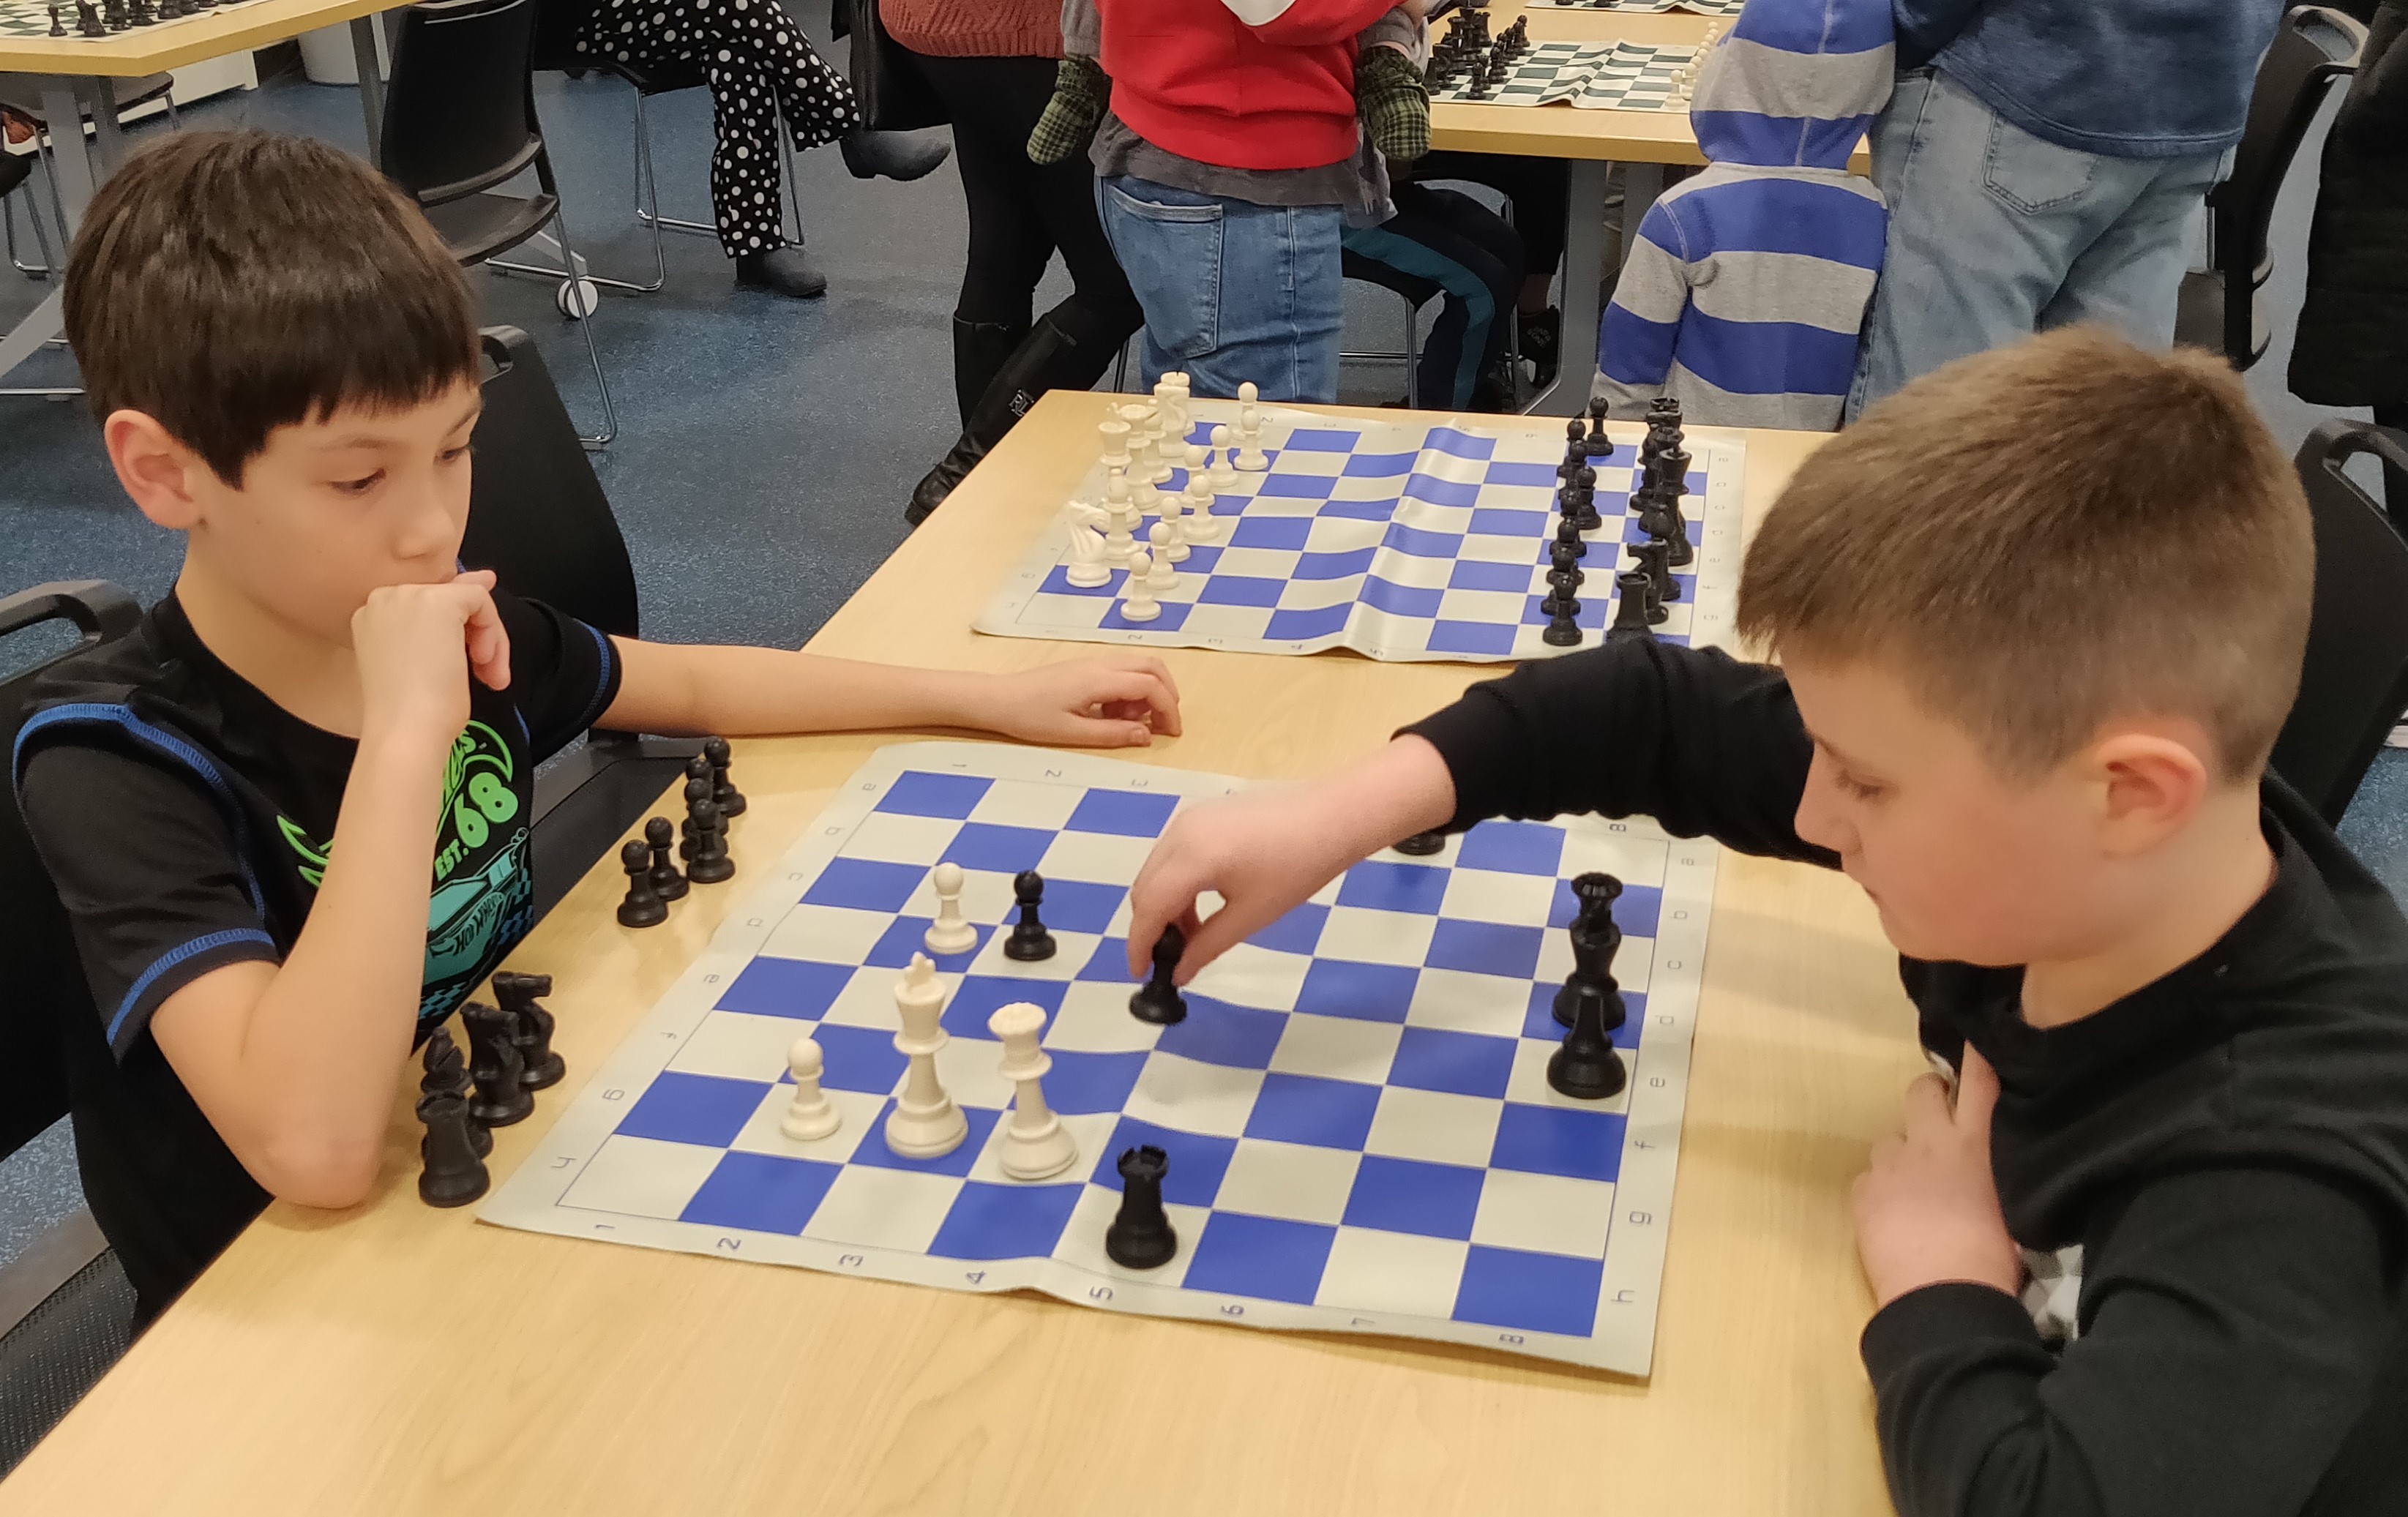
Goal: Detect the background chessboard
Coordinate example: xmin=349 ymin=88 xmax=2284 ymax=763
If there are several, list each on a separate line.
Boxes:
xmin=1525 ymin=0 xmax=1745 ymax=14
xmin=1430 ymin=40 xmax=1701 ymax=110
xmin=484 ymin=743 xmax=1720 ymax=1375
xmin=976 ymin=405 xmax=1742 ymax=662
xmin=0 ymin=0 xmax=272 ymax=37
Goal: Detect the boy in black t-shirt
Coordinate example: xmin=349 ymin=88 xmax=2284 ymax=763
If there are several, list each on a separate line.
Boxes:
xmin=1124 ymin=329 xmax=2408 ymax=1516
xmin=10 ymin=131 xmax=1182 ymax=1322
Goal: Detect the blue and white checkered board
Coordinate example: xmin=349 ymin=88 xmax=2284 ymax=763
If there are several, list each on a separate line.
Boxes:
xmin=1429 ymin=40 xmax=1703 ymax=110
xmin=1525 ymin=0 xmax=1744 ymax=15
xmin=482 ymin=743 xmax=1719 ymax=1375
xmin=975 ymin=405 xmax=1743 ymax=664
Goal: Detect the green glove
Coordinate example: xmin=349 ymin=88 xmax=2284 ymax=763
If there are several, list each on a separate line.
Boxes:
xmin=1357 ymin=47 xmax=1430 ymax=165
xmin=1028 ymin=54 xmax=1112 ymax=166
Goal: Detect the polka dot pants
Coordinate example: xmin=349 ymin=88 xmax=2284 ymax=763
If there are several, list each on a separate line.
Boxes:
xmin=576 ymin=0 xmax=861 ymax=257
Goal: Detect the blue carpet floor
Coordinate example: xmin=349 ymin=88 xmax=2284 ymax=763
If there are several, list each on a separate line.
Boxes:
xmin=1 ymin=48 xmax=2404 ymax=1267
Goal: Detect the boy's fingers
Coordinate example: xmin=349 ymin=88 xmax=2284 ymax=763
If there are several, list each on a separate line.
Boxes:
xmin=1955 ymin=1046 xmax=2002 ymax=1132
xmin=1092 ymin=669 xmax=1181 ymax=735
xmin=1902 ymin=1071 xmax=1954 ymax=1131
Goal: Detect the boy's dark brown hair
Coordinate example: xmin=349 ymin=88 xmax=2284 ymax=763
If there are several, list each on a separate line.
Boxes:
xmin=63 ymin=130 xmax=480 ymax=484
xmin=1737 ymin=327 xmax=2311 ymax=782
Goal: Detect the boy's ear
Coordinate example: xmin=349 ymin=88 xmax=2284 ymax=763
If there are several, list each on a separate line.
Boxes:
xmin=2087 ymin=729 xmax=2212 ymax=857
xmin=103 ymin=409 xmax=215 ymax=529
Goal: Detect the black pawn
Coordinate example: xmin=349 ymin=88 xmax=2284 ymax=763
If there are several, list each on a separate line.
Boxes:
xmin=103 ymin=0 xmax=124 ymax=26
xmin=1541 ymin=577 xmax=1584 ymax=648
xmin=1572 ymin=465 xmax=1601 ymax=531
xmin=1547 ymin=979 xmax=1629 ymax=1100
xmin=419 ymin=1025 xmax=488 ymax=1156
xmin=1554 ymin=515 xmax=1586 ymax=561
xmin=1394 ymin=829 xmax=1446 ymax=855
xmin=703 ymin=735 xmax=746 ymax=818
xmin=1585 ymin=400 xmax=1613 ymax=459
xmin=645 ymin=815 xmax=688 ymax=902
xmin=462 ymin=1002 xmax=534 ymax=1126
xmin=1540 ymin=556 xmax=1582 ymax=619
xmin=685 ymin=781 xmax=735 ymax=885
xmin=496 ymin=970 xmax=566 ymax=1091
xmin=1105 ymin=1145 xmax=1178 ymax=1269
xmin=616 ymin=838 xmax=667 ymax=927
xmin=48 ymin=4 xmax=66 ymax=35
xmin=417 ymin=1094 xmax=490 ymax=1207
xmin=1005 ymin=869 xmax=1056 ymax=962
xmin=678 ymin=760 xmax=711 ymax=855
xmin=127 ymin=0 xmax=152 ymax=25
xmin=1129 ymin=923 xmax=1189 ymax=1025
xmin=1551 ymin=539 xmax=1585 ymax=592
xmin=1609 ymin=570 xmax=1656 ymax=640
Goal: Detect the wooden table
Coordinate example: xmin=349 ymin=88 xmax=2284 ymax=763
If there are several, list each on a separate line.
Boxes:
xmin=0 ymin=394 xmax=1922 ymax=1516
xmin=0 ymin=0 xmax=398 ymax=388
xmin=1431 ymin=1 xmax=1872 ymax=415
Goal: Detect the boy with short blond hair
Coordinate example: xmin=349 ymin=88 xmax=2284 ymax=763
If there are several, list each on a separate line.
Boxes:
xmin=1127 ymin=328 xmax=2408 ymax=1515
xmin=14 ymin=130 xmax=1182 ymax=1322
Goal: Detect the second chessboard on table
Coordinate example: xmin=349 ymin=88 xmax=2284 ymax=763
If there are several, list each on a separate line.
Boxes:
xmin=0 ymin=0 xmax=270 ymax=39
xmin=1525 ymin=0 xmax=1744 ymax=13
xmin=1430 ymin=39 xmax=1701 ymax=109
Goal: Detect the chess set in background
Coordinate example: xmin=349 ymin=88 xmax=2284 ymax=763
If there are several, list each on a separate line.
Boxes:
xmin=977 ymin=381 xmax=1740 ymax=663
xmin=0 ymin=0 xmax=265 ymax=39
xmin=1427 ymin=8 xmax=1714 ymax=110
xmin=483 ymin=742 xmax=1722 ymax=1375
xmin=1524 ymin=0 xmax=1744 ymax=13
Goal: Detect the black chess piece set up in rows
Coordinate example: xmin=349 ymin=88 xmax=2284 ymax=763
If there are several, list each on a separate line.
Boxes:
xmin=1425 ymin=9 xmax=1530 ymax=98
xmin=1541 ymin=395 xmax=1694 ymax=649
xmin=416 ymin=972 xmax=567 ymax=1207
xmin=616 ymin=738 xmax=745 ymax=928
xmin=51 ymin=0 xmax=218 ymax=38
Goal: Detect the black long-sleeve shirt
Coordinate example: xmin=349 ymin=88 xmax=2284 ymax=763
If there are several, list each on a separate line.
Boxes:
xmin=1403 ymin=638 xmax=2408 ymax=1517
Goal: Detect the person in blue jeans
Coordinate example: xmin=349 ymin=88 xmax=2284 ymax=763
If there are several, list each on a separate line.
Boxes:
xmin=1844 ymin=0 xmax=2281 ymax=419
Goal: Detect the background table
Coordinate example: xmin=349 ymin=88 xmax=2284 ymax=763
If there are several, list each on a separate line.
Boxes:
xmin=0 ymin=394 xmax=1924 ymax=1516
xmin=1431 ymin=1 xmax=1872 ymax=414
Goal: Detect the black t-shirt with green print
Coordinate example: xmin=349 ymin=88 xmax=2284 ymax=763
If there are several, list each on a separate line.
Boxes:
xmin=12 ymin=590 xmax=619 ymax=1317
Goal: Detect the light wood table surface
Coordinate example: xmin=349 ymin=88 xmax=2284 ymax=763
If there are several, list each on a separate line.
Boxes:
xmin=1430 ymin=1 xmax=1871 ymax=415
xmin=0 ymin=393 xmax=1922 ymax=1516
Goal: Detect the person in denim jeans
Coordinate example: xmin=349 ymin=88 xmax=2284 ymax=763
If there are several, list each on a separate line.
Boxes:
xmin=1845 ymin=1 xmax=2281 ymax=419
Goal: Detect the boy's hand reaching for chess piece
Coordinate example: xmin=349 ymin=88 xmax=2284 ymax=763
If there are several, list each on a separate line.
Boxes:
xmin=1852 ymin=1047 xmax=2022 ymax=1308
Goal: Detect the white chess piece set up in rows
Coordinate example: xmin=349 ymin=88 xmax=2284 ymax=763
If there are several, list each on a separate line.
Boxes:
xmin=775 ymin=863 xmax=1078 ymax=1180
xmin=1058 ymin=374 xmax=1277 ymax=621
xmin=1668 ymin=22 xmax=1722 ymax=101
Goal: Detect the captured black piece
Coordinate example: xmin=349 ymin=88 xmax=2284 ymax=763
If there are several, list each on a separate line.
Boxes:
xmin=684 ymin=778 xmax=734 ymax=884
xmin=416 ymin=1094 xmax=491 ymax=1207
xmin=1004 ymin=869 xmax=1057 ymax=962
xmin=703 ymin=735 xmax=747 ymax=817
xmin=1129 ymin=923 xmax=1189 ymax=1025
xmin=617 ymin=838 xmax=668 ymax=928
xmin=496 ymin=970 xmax=567 ymax=1090
xmin=419 ymin=1025 xmax=489 ymax=1156
xmin=461 ymin=1001 xmax=534 ymax=1126
xmin=645 ymin=815 xmax=689 ymax=902
xmin=1394 ymin=829 xmax=1446 ymax=856
xmin=1106 ymin=1145 xmax=1178 ymax=1269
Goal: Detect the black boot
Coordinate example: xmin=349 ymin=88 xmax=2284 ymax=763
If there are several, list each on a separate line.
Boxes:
xmin=734 ymin=244 xmax=827 ymax=299
xmin=951 ymin=316 xmax=1029 ymax=429
xmin=839 ymin=127 xmax=951 ymax=182
xmin=908 ymin=305 xmax=1127 ymax=527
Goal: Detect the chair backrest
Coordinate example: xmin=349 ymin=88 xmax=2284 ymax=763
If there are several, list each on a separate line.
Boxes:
xmin=459 ymin=326 xmax=643 ymax=638
xmin=0 ymin=583 xmax=142 ymax=1161
xmin=379 ymin=0 xmax=547 ymax=207
xmin=0 ymin=151 xmax=27 ymax=202
xmin=2210 ymin=6 xmax=2367 ymax=359
xmin=2270 ymin=420 xmax=2408 ymax=825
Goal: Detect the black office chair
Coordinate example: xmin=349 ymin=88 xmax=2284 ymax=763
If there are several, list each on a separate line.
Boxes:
xmin=460 ymin=326 xmax=700 ymax=920
xmin=2175 ymin=5 xmax=2368 ymax=370
xmin=2270 ymin=421 xmax=2408 ymax=824
xmin=0 ymin=581 xmax=143 ymax=1476
xmin=379 ymin=0 xmax=618 ymax=446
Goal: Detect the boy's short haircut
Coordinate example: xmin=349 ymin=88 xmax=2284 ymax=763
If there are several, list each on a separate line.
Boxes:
xmin=63 ymin=130 xmax=480 ymax=485
xmin=1737 ymin=327 xmax=2312 ymax=783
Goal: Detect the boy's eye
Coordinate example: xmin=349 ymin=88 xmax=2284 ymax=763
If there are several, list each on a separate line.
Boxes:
xmin=332 ymin=471 xmax=383 ymax=495
xmin=440 ymin=443 xmax=474 ymax=463
xmin=1838 ymin=771 xmax=1886 ymax=802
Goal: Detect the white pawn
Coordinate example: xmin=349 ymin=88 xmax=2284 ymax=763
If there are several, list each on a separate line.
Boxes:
xmin=924 ymin=861 xmax=978 ymax=955
xmin=1235 ymin=382 xmax=1270 ymax=471
xmin=1066 ymin=522 xmax=1113 ymax=588
xmin=989 ymin=1002 xmax=1078 ymax=1181
xmin=1102 ymin=473 xmax=1139 ymax=564
xmin=1208 ymin=424 xmax=1241 ymax=491
xmin=1145 ymin=524 xmax=1180 ymax=590
xmin=1181 ymin=464 xmax=1223 ymax=544
xmin=885 ymin=954 xmax=967 ymax=1159
xmin=1119 ymin=552 xmax=1162 ymax=621
xmin=1098 ymin=418 xmax=1132 ymax=473
xmin=779 ymin=1034 xmax=841 ymax=1141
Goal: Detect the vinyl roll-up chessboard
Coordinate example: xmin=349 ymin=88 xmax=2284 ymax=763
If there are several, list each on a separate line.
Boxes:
xmin=482 ymin=742 xmax=1720 ymax=1375
xmin=1430 ymin=40 xmax=1703 ymax=109
xmin=974 ymin=405 xmax=1743 ymax=664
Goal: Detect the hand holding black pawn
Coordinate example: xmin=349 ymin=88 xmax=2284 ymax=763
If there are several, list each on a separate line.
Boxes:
xmin=419 ymin=1025 xmax=488 ymax=1157
xmin=495 ymin=970 xmax=567 ymax=1090
xmin=645 ymin=815 xmax=687 ymax=902
xmin=1004 ymin=869 xmax=1055 ymax=962
xmin=684 ymin=777 xmax=734 ymax=885
xmin=1105 ymin=1145 xmax=1178 ymax=1269
xmin=1609 ymin=569 xmax=1656 ymax=640
xmin=617 ymin=838 xmax=667 ymax=927
xmin=460 ymin=1001 xmax=534 ymax=1126
xmin=416 ymin=1095 xmax=490 ymax=1207
xmin=703 ymin=735 xmax=746 ymax=818
xmin=1129 ymin=923 xmax=1188 ymax=1025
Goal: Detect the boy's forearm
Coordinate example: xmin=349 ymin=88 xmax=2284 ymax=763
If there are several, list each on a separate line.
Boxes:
xmin=601 ymin=639 xmax=1006 ymax=740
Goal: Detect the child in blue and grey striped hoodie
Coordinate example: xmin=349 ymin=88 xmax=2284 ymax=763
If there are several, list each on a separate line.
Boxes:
xmin=1594 ymin=0 xmax=1892 ymax=430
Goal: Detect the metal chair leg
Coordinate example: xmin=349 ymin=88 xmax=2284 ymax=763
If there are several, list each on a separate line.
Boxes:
xmin=632 ymin=89 xmax=722 ymax=239
xmin=543 ymin=209 xmax=618 ymax=448
xmin=777 ymin=113 xmax=803 ymax=248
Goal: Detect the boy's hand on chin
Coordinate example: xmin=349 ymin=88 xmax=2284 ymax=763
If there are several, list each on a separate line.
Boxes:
xmin=351 ymin=570 xmax=512 ymax=749
xmin=1852 ymin=1047 xmax=2024 ymax=1308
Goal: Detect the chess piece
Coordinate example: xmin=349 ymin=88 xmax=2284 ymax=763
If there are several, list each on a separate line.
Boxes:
xmin=1181 ymin=462 xmax=1224 ymax=545
xmin=885 ymin=954 xmax=968 ymax=1158
xmin=1102 ymin=470 xmax=1140 ymax=564
xmin=1105 ymin=1145 xmax=1178 ymax=1269
xmin=1650 ymin=447 xmax=1694 ymax=566
xmin=495 ymin=970 xmax=566 ymax=1091
xmin=1129 ymin=923 xmax=1188 ymax=1025
xmin=1208 ymin=424 xmax=1241 ymax=490
xmin=48 ymin=3 xmax=67 ymax=35
xmin=685 ymin=790 xmax=735 ymax=884
xmin=990 ymin=1002 xmax=1079 ymax=1180
xmin=923 ymin=861 xmax=979 ymax=955
xmin=1394 ymin=830 xmax=1446 ymax=856
xmin=1608 ymin=569 xmax=1656 ymax=640
xmin=419 ymin=1025 xmax=489 ymax=1157
xmin=704 ymin=735 xmax=746 ymax=818
xmin=1635 ymin=537 xmax=1678 ymax=605
xmin=645 ymin=815 xmax=688 ymax=902
xmin=1143 ymin=528 xmax=1179 ymax=592
xmin=678 ymin=765 xmax=708 ymax=857
xmin=127 ymin=0 xmax=151 ymax=25
xmin=1235 ymin=382 xmax=1270 ymax=470
xmin=1004 ymin=869 xmax=1055 ymax=962
xmin=1554 ymin=872 xmax=1624 ymax=1027
xmin=1547 ymin=978 xmax=1628 ymax=1100
xmin=1555 ymin=514 xmax=1587 ymax=563
xmin=416 ymin=1095 xmax=490 ymax=1207
xmin=779 ymin=1034 xmax=842 ymax=1141
xmin=1571 ymin=465 xmax=1601 ymax=533
xmin=1118 ymin=552 xmax=1162 ymax=622
xmin=76 ymin=0 xmax=105 ymax=33
xmin=1099 ymin=417 xmax=1132 ymax=473
xmin=616 ymin=838 xmax=668 ymax=927
xmin=461 ymin=1001 xmax=534 ymax=1127
xmin=1066 ymin=521 xmax=1114 ymax=588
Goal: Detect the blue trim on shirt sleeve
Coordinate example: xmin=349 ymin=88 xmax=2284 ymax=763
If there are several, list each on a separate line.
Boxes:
xmin=108 ymin=927 xmax=278 ymax=1048
xmin=569 ymin=620 xmax=616 ymax=736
